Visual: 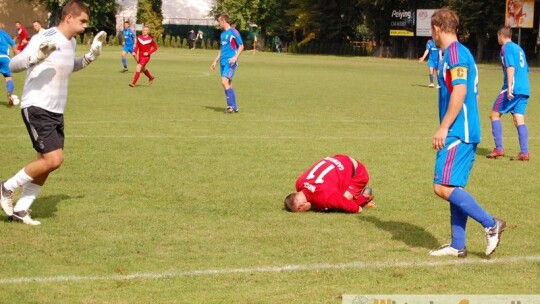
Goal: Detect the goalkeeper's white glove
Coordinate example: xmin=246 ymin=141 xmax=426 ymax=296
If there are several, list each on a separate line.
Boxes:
xmin=29 ymin=40 xmax=57 ymax=65
xmin=84 ymin=31 xmax=107 ymax=62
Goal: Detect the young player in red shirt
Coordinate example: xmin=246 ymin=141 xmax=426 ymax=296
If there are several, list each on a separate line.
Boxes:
xmin=14 ymin=22 xmax=29 ymax=54
xmin=284 ymin=155 xmax=375 ymax=213
xmin=129 ymin=26 xmax=157 ymax=87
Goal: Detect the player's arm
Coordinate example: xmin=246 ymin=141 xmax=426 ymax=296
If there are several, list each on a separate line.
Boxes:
xmin=433 ymin=68 xmax=467 ymax=150
xmin=9 ymin=35 xmax=55 ymax=72
xmin=74 ymin=31 xmax=106 ymax=71
xmin=506 ymin=65 xmax=515 ymax=99
xmin=326 ymin=191 xmax=362 ymax=213
xmin=148 ymin=38 xmax=158 ymax=55
xmin=211 ymin=50 xmax=221 ymax=70
xmin=419 ymin=49 xmax=428 ymax=61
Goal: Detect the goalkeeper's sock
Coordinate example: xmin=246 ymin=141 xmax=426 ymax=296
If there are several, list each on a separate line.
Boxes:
xmin=122 ymin=58 xmax=127 ymax=68
xmin=143 ymin=69 xmax=153 ymax=79
xmin=450 ymin=204 xmax=467 ymax=250
xmin=13 ymin=183 xmax=41 ymax=212
xmin=4 ymin=168 xmax=33 ymax=192
xmin=132 ymin=72 xmax=141 ymax=85
xmin=6 ymin=79 xmax=14 ymax=94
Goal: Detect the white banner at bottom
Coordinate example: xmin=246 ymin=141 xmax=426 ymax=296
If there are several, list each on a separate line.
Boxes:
xmin=342 ymin=295 xmax=540 ymax=304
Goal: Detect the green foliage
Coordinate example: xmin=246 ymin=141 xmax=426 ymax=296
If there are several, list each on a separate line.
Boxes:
xmin=136 ymin=0 xmax=164 ymax=37
xmin=1 ymin=49 xmax=539 ymax=302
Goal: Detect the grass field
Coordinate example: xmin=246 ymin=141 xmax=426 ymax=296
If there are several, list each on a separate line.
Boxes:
xmin=0 ymin=47 xmax=539 ymax=303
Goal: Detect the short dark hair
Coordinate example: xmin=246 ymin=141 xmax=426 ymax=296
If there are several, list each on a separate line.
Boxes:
xmin=61 ymin=0 xmax=89 ymax=21
xmin=219 ymin=14 xmax=230 ymax=24
xmin=498 ymin=26 xmax=512 ymax=38
xmin=124 ymin=20 xmax=130 ymax=24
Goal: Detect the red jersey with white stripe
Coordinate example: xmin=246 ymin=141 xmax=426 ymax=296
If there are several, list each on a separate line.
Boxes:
xmin=133 ymin=35 xmax=157 ymax=57
xmin=295 ymin=155 xmax=370 ymax=213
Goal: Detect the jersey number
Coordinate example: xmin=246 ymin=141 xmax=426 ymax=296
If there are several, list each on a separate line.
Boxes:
xmin=306 ymin=161 xmax=335 ymax=184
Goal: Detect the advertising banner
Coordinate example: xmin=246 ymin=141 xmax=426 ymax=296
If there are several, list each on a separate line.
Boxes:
xmin=416 ymin=9 xmax=436 ymax=37
xmin=505 ymin=0 xmax=535 ymax=28
xmin=390 ymin=9 xmax=415 ymax=36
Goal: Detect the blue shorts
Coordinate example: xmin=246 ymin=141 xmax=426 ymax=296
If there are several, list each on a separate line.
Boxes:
xmin=220 ymin=61 xmax=238 ymax=80
xmin=428 ymin=58 xmax=439 ymax=69
xmin=122 ymin=45 xmax=134 ymax=53
xmin=492 ymin=89 xmax=529 ymax=115
xmin=0 ymin=56 xmax=11 ymax=77
xmin=434 ymin=137 xmax=476 ymax=187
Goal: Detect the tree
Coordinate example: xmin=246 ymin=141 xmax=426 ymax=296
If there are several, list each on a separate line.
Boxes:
xmin=448 ymin=0 xmax=505 ymax=61
xmin=22 ymin=0 xmax=119 ymax=34
xmin=137 ymin=0 xmax=164 ymax=37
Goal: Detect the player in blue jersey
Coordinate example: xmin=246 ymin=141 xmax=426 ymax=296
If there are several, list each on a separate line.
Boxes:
xmin=419 ymin=39 xmax=442 ymax=88
xmin=428 ymin=8 xmax=505 ymax=258
xmin=487 ymin=26 xmax=531 ymax=161
xmin=121 ymin=21 xmax=136 ymax=72
xmin=211 ymin=14 xmax=244 ymax=114
xmin=0 ymin=27 xmax=16 ymax=105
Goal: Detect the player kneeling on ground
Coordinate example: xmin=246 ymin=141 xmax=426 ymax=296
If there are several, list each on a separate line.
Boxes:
xmin=284 ymin=154 xmax=376 ymax=213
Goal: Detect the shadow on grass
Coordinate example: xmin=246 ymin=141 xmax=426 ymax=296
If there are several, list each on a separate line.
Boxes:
xmin=361 ymin=216 xmax=439 ymax=249
xmin=204 ymin=106 xmax=226 ymax=113
xmin=32 ymin=194 xmax=84 ymax=219
xmin=476 ymin=146 xmax=492 ymax=157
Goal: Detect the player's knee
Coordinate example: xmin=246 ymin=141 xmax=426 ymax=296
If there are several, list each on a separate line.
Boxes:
xmin=433 ymin=184 xmax=449 ymax=199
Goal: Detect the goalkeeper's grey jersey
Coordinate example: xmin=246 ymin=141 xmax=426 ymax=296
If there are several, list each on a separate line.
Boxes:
xmin=19 ymin=27 xmax=77 ymax=114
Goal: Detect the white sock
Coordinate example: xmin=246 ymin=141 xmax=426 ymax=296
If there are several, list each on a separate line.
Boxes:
xmin=4 ymin=168 xmax=33 ymax=192
xmin=13 ymin=183 xmax=42 ymax=212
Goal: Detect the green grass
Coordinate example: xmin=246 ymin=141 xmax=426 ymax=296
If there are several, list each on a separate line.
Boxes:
xmin=0 ymin=47 xmax=539 ymax=303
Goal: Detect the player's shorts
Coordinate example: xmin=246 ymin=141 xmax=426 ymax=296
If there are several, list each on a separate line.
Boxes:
xmin=347 ymin=159 xmax=369 ymax=199
xmin=434 ymin=137 xmax=476 ymax=188
xmin=138 ymin=56 xmax=151 ymax=66
xmin=16 ymin=43 xmax=27 ymax=52
xmin=0 ymin=56 xmax=11 ymax=77
xmin=21 ymin=106 xmax=65 ymax=154
xmin=122 ymin=44 xmax=134 ymax=53
xmin=492 ymin=89 xmax=529 ymax=115
xmin=220 ymin=60 xmax=238 ymax=80
xmin=428 ymin=58 xmax=439 ymax=69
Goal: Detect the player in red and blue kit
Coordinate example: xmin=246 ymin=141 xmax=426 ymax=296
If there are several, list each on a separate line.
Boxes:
xmin=428 ymin=8 xmax=505 ymax=258
xmin=419 ymin=39 xmax=442 ymax=88
xmin=211 ymin=14 xmax=244 ymax=114
xmin=14 ymin=22 xmax=29 ymax=55
xmin=284 ymin=155 xmax=375 ymax=213
xmin=129 ymin=26 xmax=157 ymax=87
xmin=487 ymin=26 xmax=531 ymax=161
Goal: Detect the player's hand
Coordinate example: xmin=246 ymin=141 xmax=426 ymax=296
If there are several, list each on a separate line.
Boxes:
xmin=29 ymin=39 xmax=57 ymax=65
xmin=86 ymin=31 xmax=107 ymax=61
xmin=507 ymin=90 xmax=514 ymax=100
xmin=210 ymin=61 xmax=217 ymax=71
xmin=229 ymin=57 xmax=237 ymax=66
xmin=432 ymin=127 xmax=448 ymax=150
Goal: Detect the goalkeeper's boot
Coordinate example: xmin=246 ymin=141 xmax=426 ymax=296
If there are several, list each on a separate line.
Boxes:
xmin=486 ymin=148 xmax=505 ymax=159
xmin=0 ymin=182 xmax=14 ymax=218
xmin=485 ymin=218 xmax=506 ymax=256
xmin=429 ymin=244 xmax=467 ymax=258
xmin=12 ymin=210 xmax=41 ymax=226
xmin=7 ymin=93 xmax=13 ymax=106
xmin=510 ymin=152 xmax=530 ymax=161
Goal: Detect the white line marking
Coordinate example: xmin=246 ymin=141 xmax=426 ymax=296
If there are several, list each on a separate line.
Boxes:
xmin=1 ymin=255 xmax=538 ymax=284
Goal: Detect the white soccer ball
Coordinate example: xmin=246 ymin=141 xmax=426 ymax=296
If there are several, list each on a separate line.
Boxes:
xmin=11 ymin=95 xmax=20 ymax=106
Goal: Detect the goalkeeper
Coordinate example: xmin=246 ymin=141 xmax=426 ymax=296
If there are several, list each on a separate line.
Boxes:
xmin=0 ymin=0 xmax=106 ymax=225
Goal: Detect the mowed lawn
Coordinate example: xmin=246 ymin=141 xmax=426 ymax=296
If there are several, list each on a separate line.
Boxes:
xmin=0 ymin=47 xmax=539 ymax=303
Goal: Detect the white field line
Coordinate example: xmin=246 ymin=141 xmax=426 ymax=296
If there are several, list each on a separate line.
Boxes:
xmin=0 ymin=255 xmax=539 ymax=285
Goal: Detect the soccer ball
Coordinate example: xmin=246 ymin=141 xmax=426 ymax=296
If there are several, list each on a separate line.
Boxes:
xmin=11 ymin=95 xmax=20 ymax=106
